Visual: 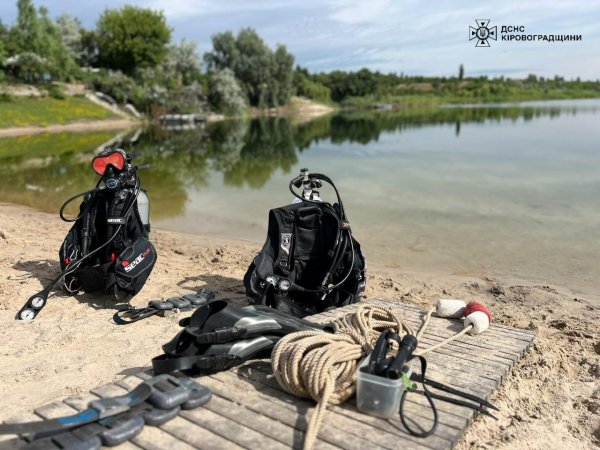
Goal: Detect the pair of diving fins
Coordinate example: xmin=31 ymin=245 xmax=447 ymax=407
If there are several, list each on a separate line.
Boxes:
xmin=152 ymin=299 xmax=332 ymax=374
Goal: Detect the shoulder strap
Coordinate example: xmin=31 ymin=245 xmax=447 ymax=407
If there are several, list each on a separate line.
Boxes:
xmin=272 ymin=208 xmax=294 ymax=276
xmin=106 ymin=188 xmax=135 ymax=252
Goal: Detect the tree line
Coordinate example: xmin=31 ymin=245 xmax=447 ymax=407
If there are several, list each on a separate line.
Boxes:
xmin=0 ymin=0 xmax=296 ymax=114
xmin=1 ymin=0 xmax=599 ymax=115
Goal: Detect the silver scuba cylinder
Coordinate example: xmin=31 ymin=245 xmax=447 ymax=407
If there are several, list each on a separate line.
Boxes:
xmin=137 ymin=190 xmax=150 ymax=233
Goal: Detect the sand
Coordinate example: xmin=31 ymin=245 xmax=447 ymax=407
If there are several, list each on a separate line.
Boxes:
xmin=0 ymin=202 xmax=598 ymax=449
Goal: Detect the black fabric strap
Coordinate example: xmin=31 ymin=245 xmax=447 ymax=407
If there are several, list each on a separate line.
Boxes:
xmin=106 ymin=189 xmax=132 ymax=253
xmin=274 ymin=209 xmax=294 ymax=275
xmin=188 ymin=326 xmax=245 ymax=344
xmin=152 ymin=353 xmax=241 ymax=374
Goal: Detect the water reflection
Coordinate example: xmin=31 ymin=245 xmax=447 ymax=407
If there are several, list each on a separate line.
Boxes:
xmin=0 ymin=100 xmax=598 ymax=221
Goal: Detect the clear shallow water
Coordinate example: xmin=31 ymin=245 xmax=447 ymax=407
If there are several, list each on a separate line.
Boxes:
xmin=1 ymin=99 xmax=599 ymax=293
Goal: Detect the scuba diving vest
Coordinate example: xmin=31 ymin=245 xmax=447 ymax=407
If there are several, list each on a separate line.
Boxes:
xmin=59 ymin=148 xmax=157 ymax=300
xmin=244 ymin=169 xmax=366 ymax=318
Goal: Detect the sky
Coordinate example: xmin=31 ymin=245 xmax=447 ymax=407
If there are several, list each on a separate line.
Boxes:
xmin=1 ymin=0 xmax=599 ymax=79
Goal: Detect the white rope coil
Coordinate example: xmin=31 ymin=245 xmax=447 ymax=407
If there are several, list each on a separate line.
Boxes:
xmin=271 ymin=302 xmax=491 ymax=449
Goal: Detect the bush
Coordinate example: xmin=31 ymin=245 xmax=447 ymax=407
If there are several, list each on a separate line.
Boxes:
xmin=208 ymin=68 xmax=247 ymax=115
xmin=295 ymin=75 xmax=331 ymax=104
xmin=44 ymin=83 xmax=66 ymax=99
xmin=85 ymin=70 xmax=136 ymax=105
xmin=6 ymin=52 xmax=50 ymax=83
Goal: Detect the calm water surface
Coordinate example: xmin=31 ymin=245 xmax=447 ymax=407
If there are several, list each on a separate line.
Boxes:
xmin=1 ymin=99 xmax=599 ymax=294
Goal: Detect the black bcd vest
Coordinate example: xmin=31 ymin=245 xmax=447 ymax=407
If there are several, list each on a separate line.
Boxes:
xmin=59 ymin=187 xmax=156 ymax=300
xmin=244 ymin=200 xmax=366 ymax=317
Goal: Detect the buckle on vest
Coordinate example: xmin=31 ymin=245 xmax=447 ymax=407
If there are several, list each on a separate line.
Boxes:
xmin=340 ymin=221 xmax=351 ymax=230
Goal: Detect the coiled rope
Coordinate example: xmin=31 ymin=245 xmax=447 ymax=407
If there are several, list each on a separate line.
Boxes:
xmin=271 ymin=304 xmax=476 ymax=450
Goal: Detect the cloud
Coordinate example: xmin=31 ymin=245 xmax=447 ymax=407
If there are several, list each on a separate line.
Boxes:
xmin=143 ymin=0 xmax=210 ymax=19
xmin=1 ymin=0 xmax=598 ymax=78
xmin=328 ymin=0 xmax=392 ymax=24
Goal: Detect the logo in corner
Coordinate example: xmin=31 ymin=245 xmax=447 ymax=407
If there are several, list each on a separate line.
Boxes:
xmin=469 ymin=19 xmax=497 ymax=47
xmin=280 ymin=233 xmax=292 ymax=255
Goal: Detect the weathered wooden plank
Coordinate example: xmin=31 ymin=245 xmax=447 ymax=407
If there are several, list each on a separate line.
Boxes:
xmin=181 ymin=402 xmax=289 ymax=450
xmin=231 ymin=361 xmax=476 ymax=424
xmin=119 ymin=374 xmax=287 ymax=450
xmin=201 ymin=394 xmax=341 ymax=450
xmin=0 ymin=438 xmax=27 ymax=449
xmin=14 ymin=299 xmax=533 ymax=450
xmin=129 ymin=421 xmax=196 ymax=450
xmin=201 ymin=373 xmax=435 ymax=450
xmin=196 ymin=376 xmax=343 ymax=450
xmin=209 ymin=369 xmax=455 ymax=450
xmin=34 ymin=401 xmax=79 ymax=420
xmin=160 ymin=416 xmax=245 ymax=450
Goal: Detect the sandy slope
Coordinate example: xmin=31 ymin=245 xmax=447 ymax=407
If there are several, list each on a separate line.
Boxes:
xmin=0 ymin=203 xmax=598 ymax=448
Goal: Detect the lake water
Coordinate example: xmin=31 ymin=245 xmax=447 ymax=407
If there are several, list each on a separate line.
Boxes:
xmin=1 ymin=99 xmax=599 ymax=294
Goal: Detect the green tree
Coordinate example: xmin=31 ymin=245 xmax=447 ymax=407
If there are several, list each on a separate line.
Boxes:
xmin=294 ymin=67 xmax=331 ymax=103
xmin=80 ymin=29 xmax=99 ymax=67
xmin=204 ymin=28 xmax=294 ymax=107
xmin=166 ymin=39 xmax=202 ymax=86
xmin=0 ymin=21 xmax=7 ymax=65
xmin=96 ymin=6 xmax=171 ymax=75
xmin=55 ymin=13 xmax=83 ymax=62
xmin=6 ymin=1 xmax=78 ymax=81
xmin=8 ymin=0 xmax=41 ymax=55
xmin=208 ymin=68 xmax=247 ymax=114
xmin=272 ymin=45 xmax=294 ymax=105
xmin=39 ymin=7 xmax=79 ymax=78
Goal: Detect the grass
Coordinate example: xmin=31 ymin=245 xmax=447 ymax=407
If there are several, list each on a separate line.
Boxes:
xmin=0 ymin=130 xmax=117 ymax=160
xmin=339 ymin=88 xmax=600 ymax=109
xmin=0 ymin=96 xmax=117 ymax=128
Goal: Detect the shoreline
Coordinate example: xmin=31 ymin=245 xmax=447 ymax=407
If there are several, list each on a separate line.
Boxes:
xmin=1 ymin=95 xmax=598 ymax=138
xmin=0 ymin=202 xmax=598 ymax=448
xmin=0 ymin=118 xmax=139 ymax=137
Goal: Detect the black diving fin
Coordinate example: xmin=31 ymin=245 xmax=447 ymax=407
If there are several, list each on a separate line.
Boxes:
xmin=173 ymin=300 xmax=330 ymax=344
xmin=152 ymin=335 xmax=281 ymax=374
xmin=152 ymin=300 xmax=331 ymax=375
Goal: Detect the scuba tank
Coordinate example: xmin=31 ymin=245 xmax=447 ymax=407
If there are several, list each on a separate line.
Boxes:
xmin=136 ymin=190 xmax=151 ymax=234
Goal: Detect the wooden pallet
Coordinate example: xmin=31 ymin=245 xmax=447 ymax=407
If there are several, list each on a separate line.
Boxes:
xmin=1 ymin=298 xmax=535 ymax=449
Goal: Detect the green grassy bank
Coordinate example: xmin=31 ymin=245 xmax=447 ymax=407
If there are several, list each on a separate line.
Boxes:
xmin=0 ymin=96 xmax=118 ymax=128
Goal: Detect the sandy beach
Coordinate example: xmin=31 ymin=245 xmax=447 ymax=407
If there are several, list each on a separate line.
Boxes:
xmin=0 ymin=202 xmax=598 ymax=449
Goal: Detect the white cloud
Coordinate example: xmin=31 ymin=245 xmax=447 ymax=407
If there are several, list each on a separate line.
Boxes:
xmin=328 ymin=0 xmax=392 ymax=24
xmin=143 ymin=0 xmax=210 ymax=19
xmin=2 ymin=0 xmax=598 ymax=78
